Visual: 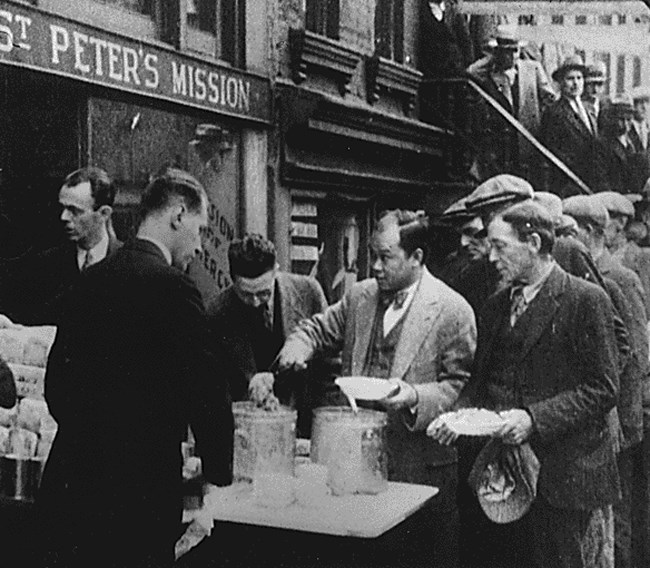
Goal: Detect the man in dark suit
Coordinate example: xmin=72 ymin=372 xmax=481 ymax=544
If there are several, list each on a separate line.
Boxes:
xmin=37 ymin=168 xmax=234 ymax=568
xmin=600 ymin=94 xmax=649 ymax=194
xmin=8 ymin=167 xmax=122 ymax=324
xmin=540 ymin=56 xmax=608 ymax=194
xmin=417 ymin=0 xmax=474 ymax=78
xmin=430 ymin=201 xmax=620 ymax=568
xmin=206 ymin=233 xmax=331 ymax=436
xmin=563 ymin=195 xmax=649 ymax=568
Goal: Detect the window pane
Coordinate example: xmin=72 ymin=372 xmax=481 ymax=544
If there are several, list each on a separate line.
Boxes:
xmin=187 ymin=0 xmax=216 ymax=32
xmin=375 ymin=0 xmax=403 ymax=62
xmin=634 ymin=56 xmax=642 ymax=88
xmin=617 ymin=55 xmax=626 ymax=94
xmin=306 ymin=0 xmax=339 ymax=39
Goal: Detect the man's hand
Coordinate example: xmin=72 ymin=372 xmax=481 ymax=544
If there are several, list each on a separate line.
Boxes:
xmin=378 ymin=378 xmax=417 ymax=411
xmin=498 ymin=409 xmax=534 ymax=445
xmin=276 ymin=342 xmax=308 ymax=372
xmin=426 ymin=415 xmax=460 ymax=446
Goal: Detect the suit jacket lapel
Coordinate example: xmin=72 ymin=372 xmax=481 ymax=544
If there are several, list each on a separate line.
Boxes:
xmin=514 ymin=265 xmax=565 ymax=364
xmin=276 ymin=273 xmax=298 ymax=338
xmin=350 ymin=286 xmax=379 ymax=376
xmin=561 ymin=98 xmax=594 ymax=139
xmin=391 ymin=270 xmax=440 ymax=380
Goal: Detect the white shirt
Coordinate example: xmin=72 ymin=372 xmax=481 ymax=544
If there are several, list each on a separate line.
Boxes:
xmin=428 ymin=1 xmax=445 ymax=22
xmin=138 ymin=235 xmax=172 ymax=266
xmin=569 ymin=98 xmax=592 ymax=132
xmin=77 ymin=227 xmax=109 ymax=270
xmin=383 ymin=280 xmax=418 ymax=337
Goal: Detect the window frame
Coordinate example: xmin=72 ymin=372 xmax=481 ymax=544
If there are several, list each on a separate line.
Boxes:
xmin=374 ymin=0 xmax=405 ymax=64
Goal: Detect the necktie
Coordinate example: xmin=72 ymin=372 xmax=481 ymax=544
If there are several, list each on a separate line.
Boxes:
xmin=81 ymin=250 xmax=93 ymax=271
xmin=379 ymin=289 xmax=409 ymax=310
xmin=510 ymin=286 xmax=527 ymax=327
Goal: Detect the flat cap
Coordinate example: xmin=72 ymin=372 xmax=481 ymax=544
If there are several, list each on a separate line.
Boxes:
xmin=465 ymin=174 xmax=534 ymax=212
xmin=533 ymin=192 xmax=562 ymax=222
xmin=631 ymin=86 xmax=650 ymax=102
xmin=562 ymin=195 xmax=609 ymax=229
xmin=440 ymin=196 xmax=473 ymax=224
xmin=592 ymin=191 xmax=636 ymax=217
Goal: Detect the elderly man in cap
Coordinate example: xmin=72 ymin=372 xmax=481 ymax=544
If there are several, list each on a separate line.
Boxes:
xmin=600 ymin=94 xmax=649 ymax=194
xmin=541 ymin=55 xmax=608 ymax=194
xmin=595 ymin=191 xmax=650 ymax=315
xmin=429 ymin=200 xmax=620 ymax=568
xmin=564 ymin=195 xmax=649 ymax=568
xmin=582 ymin=61 xmax=608 ymax=121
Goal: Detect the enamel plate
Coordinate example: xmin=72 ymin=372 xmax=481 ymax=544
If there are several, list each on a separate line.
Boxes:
xmin=335 ymin=376 xmax=400 ymax=401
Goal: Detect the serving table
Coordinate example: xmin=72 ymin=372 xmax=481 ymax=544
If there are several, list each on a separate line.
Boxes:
xmin=177 ymin=482 xmax=439 ymax=568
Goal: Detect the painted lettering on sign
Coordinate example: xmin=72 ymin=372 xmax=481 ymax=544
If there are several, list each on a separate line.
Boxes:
xmin=0 ymin=2 xmax=270 ymax=123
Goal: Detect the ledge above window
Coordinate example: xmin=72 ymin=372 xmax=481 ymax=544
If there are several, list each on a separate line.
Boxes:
xmin=289 ymin=28 xmax=362 ymax=96
xmin=365 ymin=55 xmax=423 ymax=116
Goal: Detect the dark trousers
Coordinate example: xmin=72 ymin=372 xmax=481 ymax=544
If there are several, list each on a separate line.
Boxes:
xmin=615 ymin=447 xmax=635 ymax=568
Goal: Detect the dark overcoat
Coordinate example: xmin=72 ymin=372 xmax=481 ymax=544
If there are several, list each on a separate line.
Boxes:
xmin=39 ymin=239 xmax=233 ymax=567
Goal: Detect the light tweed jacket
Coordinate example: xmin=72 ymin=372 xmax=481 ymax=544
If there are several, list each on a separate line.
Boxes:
xmin=284 ymin=267 xmax=476 ymax=479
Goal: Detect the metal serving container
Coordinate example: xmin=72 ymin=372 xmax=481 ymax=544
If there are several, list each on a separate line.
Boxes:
xmin=232 ymin=402 xmax=297 ymax=483
xmin=310 ymin=406 xmax=388 ymax=496
xmin=0 ymin=455 xmax=45 ymax=501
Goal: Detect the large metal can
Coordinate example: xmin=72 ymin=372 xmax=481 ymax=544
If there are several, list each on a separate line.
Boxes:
xmin=0 ymin=455 xmax=45 ymax=500
xmin=232 ymin=402 xmax=297 ymax=483
xmin=310 ymin=406 xmax=388 ymax=495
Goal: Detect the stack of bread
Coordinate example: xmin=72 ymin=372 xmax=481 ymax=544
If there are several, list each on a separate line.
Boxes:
xmin=0 ymin=324 xmax=56 ymax=399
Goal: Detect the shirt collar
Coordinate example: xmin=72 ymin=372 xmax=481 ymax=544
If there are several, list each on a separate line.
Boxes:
xmin=429 ymin=2 xmax=444 ymax=21
xmin=138 ymin=236 xmax=172 ymax=266
xmin=512 ymin=261 xmax=555 ymax=305
xmin=77 ymin=226 xmax=109 ymax=269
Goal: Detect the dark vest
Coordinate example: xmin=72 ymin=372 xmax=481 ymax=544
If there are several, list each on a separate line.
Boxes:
xmin=363 ymin=304 xmax=407 ymax=379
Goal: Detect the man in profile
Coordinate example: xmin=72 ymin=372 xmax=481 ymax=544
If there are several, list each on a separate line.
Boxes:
xmin=9 ymin=166 xmax=121 ymax=324
xmin=38 ymin=168 xmax=233 ymax=568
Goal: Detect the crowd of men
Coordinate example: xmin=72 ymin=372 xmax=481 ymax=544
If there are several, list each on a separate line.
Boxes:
xmin=0 ymin=151 xmax=648 ymax=568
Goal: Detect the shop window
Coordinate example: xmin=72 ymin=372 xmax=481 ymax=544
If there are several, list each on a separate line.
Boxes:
xmin=306 ymin=0 xmax=340 ymax=40
xmin=619 ymin=14 xmax=627 ymax=25
xmin=617 ymin=55 xmax=626 ymax=94
xmin=551 ymin=14 xmax=564 ymax=25
xmin=375 ymin=0 xmax=404 ymax=63
xmin=634 ymin=56 xmax=642 ymax=88
xmin=186 ymin=0 xmax=243 ymax=65
xmin=598 ymin=14 xmax=612 ymax=26
xmin=93 ymin=0 xmax=154 ymax=14
xmin=575 ymin=15 xmax=587 ymax=25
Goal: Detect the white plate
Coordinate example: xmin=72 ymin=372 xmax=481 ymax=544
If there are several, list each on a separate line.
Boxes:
xmin=335 ymin=377 xmax=399 ymax=401
xmin=439 ymin=408 xmax=505 ymax=436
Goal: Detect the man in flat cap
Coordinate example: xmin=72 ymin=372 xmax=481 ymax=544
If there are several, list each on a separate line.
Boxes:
xmin=600 ymin=94 xmax=648 ymax=194
xmin=595 ymin=191 xmax=650 ymax=315
xmin=430 ymin=200 xmax=620 ymax=568
xmin=564 ymin=195 xmax=649 ymax=568
xmin=435 ymin=197 xmax=501 ymax=314
xmin=541 ymin=56 xmax=608 ymax=194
